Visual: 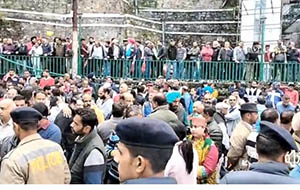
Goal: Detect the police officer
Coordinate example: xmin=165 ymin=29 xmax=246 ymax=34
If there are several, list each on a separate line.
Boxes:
xmin=115 ymin=117 xmax=179 ymax=184
xmin=220 ymin=121 xmax=300 ymax=184
xmin=0 ymin=107 xmax=71 ymax=184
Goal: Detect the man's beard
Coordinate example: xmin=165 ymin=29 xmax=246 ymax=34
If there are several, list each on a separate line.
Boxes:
xmin=100 ymin=95 xmax=106 ymax=100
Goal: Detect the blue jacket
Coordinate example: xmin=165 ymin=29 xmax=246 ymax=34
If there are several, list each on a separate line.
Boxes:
xmin=220 ymin=162 xmax=300 ymax=184
xmin=38 ymin=122 xmax=62 ymax=144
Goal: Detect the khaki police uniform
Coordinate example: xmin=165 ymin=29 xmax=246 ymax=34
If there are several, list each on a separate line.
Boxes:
xmin=0 ymin=133 xmax=71 ymax=184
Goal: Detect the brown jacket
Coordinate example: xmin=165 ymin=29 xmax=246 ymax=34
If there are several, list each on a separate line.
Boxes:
xmin=0 ymin=134 xmax=70 ymax=184
xmin=227 ymin=120 xmax=254 ymax=171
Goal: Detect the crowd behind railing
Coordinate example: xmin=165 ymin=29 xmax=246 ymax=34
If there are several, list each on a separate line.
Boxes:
xmin=1 ymin=36 xmax=300 ymax=82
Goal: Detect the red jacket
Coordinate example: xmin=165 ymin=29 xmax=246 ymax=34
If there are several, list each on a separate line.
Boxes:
xmin=201 ymin=47 xmax=214 ymax=62
xmin=39 ymin=77 xmax=55 ymax=89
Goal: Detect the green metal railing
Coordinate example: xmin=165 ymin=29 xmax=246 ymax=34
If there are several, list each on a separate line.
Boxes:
xmin=0 ymin=54 xmax=299 ymax=82
xmin=0 ymin=54 xmax=70 ymax=78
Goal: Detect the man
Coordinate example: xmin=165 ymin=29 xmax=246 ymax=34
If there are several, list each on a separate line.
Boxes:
xmin=225 ymin=95 xmax=241 ymax=137
xmin=214 ymin=102 xmax=230 ymax=153
xmin=276 ymin=95 xmax=295 ymax=114
xmin=202 ymin=105 xmax=223 ymax=157
xmin=176 ymin=41 xmax=187 ymax=79
xmin=116 ymin=118 xmax=179 ymax=184
xmin=182 ymin=86 xmax=193 ymax=115
xmin=33 ymin=90 xmax=47 ymax=105
xmin=267 ymin=82 xmax=283 ymax=108
xmin=192 ymin=101 xmax=205 ymax=116
xmin=32 ymin=103 xmax=62 ymax=144
xmin=221 ymin=121 xmax=300 ymax=184
xmin=13 ymin=95 xmax=27 ymax=108
xmin=82 ymin=93 xmax=104 ymax=124
xmin=97 ymin=103 xmax=124 ymax=144
xmin=287 ymin=42 xmax=300 ymax=81
xmin=2 ymin=69 xmax=19 ymax=86
xmin=227 ymin=103 xmax=258 ymax=171
xmin=246 ymin=42 xmax=260 ymax=81
xmin=245 ymin=81 xmax=261 ymax=103
xmin=39 ymin=69 xmax=55 ymax=89
xmin=119 ymin=92 xmax=134 ymax=107
xmin=167 ymin=40 xmax=177 ymax=79
xmin=6 ymin=88 xmax=18 ymax=100
xmin=280 ymin=111 xmax=294 ymax=132
xmin=69 ymin=108 xmax=106 ymax=184
xmin=203 ymin=93 xmax=213 ymax=106
xmin=245 ymin=108 xmax=280 ymax=167
xmin=97 ymin=87 xmax=113 ymax=119
xmin=166 ymin=91 xmax=188 ymax=126
xmin=0 ymin=107 xmax=70 ymax=184
xmin=149 ymin=93 xmax=178 ymax=126
xmin=0 ymin=99 xmax=16 ymax=141
xmin=284 ymin=83 xmax=299 ymax=106
xmin=20 ymin=70 xmax=36 ymax=88
xmin=233 ymin=42 xmax=246 ymax=80
xmin=113 ymin=83 xmax=128 ymax=103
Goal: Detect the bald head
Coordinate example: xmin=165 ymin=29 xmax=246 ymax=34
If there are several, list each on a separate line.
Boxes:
xmin=0 ymin=99 xmax=16 ymax=123
xmin=193 ymin=101 xmax=204 ymax=115
xmin=121 ymin=92 xmax=134 ymax=106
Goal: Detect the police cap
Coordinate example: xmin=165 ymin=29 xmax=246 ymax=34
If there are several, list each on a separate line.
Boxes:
xmin=260 ymin=121 xmax=298 ymax=151
xmin=116 ymin=118 xmax=179 ymax=149
xmin=10 ymin=107 xmax=43 ymax=123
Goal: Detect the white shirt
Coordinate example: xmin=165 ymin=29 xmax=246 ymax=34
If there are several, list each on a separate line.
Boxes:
xmin=164 ymin=141 xmax=198 ymax=184
xmin=0 ymin=119 xmax=14 ymax=141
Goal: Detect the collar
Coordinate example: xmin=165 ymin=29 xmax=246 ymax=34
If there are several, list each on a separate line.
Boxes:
xmin=241 ymin=120 xmax=255 ymax=131
xmin=38 ymin=119 xmax=50 ymax=130
xmin=111 ymin=117 xmax=123 ymax=121
xmin=250 ymin=161 xmax=289 ymax=176
xmin=75 ymin=128 xmax=98 ymax=147
xmin=0 ymin=118 xmax=13 ymax=128
xmin=18 ymin=133 xmax=42 ymax=147
xmin=152 ymin=105 xmax=169 ymax=112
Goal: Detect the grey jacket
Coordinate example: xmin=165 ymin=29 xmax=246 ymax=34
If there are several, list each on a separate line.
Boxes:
xmin=149 ymin=105 xmax=178 ymax=125
xmin=220 ymin=162 xmax=300 ymax=184
xmin=207 ymin=120 xmax=223 ymax=157
xmin=97 ymin=117 xmax=123 ymax=144
xmin=0 ymin=135 xmax=18 ymax=168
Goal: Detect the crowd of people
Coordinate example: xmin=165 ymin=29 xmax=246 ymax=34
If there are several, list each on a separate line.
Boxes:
xmin=1 ymin=37 xmax=300 ymax=81
xmin=0 ymin=67 xmax=300 ymax=184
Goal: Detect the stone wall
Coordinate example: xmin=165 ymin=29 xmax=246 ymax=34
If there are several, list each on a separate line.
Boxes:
xmin=0 ymin=0 xmax=239 ymax=45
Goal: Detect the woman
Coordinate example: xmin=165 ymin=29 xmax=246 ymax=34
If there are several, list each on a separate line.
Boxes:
xmin=188 ymin=114 xmax=219 ymax=184
xmin=164 ymin=119 xmax=199 ymax=184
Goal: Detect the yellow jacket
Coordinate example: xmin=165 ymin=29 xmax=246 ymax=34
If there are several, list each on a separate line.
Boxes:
xmin=0 ymin=133 xmax=71 ymax=184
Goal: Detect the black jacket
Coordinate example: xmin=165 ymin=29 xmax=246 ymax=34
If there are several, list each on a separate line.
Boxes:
xmin=167 ymin=46 xmax=177 ymax=60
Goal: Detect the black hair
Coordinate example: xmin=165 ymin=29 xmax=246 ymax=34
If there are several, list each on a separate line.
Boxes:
xmin=112 ymin=103 xmax=125 ymax=118
xmin=280 ymin=111 xmax=294 ymax=124
xmin=102 ymin=87 xmax=111 ymax=95
xmin=33 ymin=90 xmax=46 ymax=98
xmin=51 ymin=88 xmax=61 ymax=96
xmin=18 ymin=120 xmax=39 ymax=131
xmin=75 ymin=108 xmax=98 ymax=130
xmin=203 ymin=105 xmax=216 ymax=117
xmin=43 ymin=85 xmax=51 ymax=91
xmin=13 ymin=95 xmax=25 ymax=101
xmin=31 ymin=36 xmax=37 ymax=42
xmin=126 ymin=145 xmax=173 ymax=174
xmin=261 ymin=108 xmax=279 ymax=123
xmin=168 ymin=119 xmax=194 ymax=174
xmin=137 ymin=85 xmax=145 ymax=94
xmin=257 ymin=95 xmax=266 ymax=104
xmin=32 ymin=103 xmax=49 ymax=117
xmin=256 ymin=134 xmax=289 ymax=161
xmin=152 ymin=94 xmax=167 ymax=106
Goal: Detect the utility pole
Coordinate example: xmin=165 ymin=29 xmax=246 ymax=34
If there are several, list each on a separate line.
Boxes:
xmin=72 ymin=0 xmax=79 ymax=77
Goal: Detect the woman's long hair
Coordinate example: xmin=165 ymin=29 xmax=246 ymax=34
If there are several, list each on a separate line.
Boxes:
xmin=178 ymin=139 xmax=194 ymax=174
xmin=170 ymin=119 xmax=194 ymax=174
